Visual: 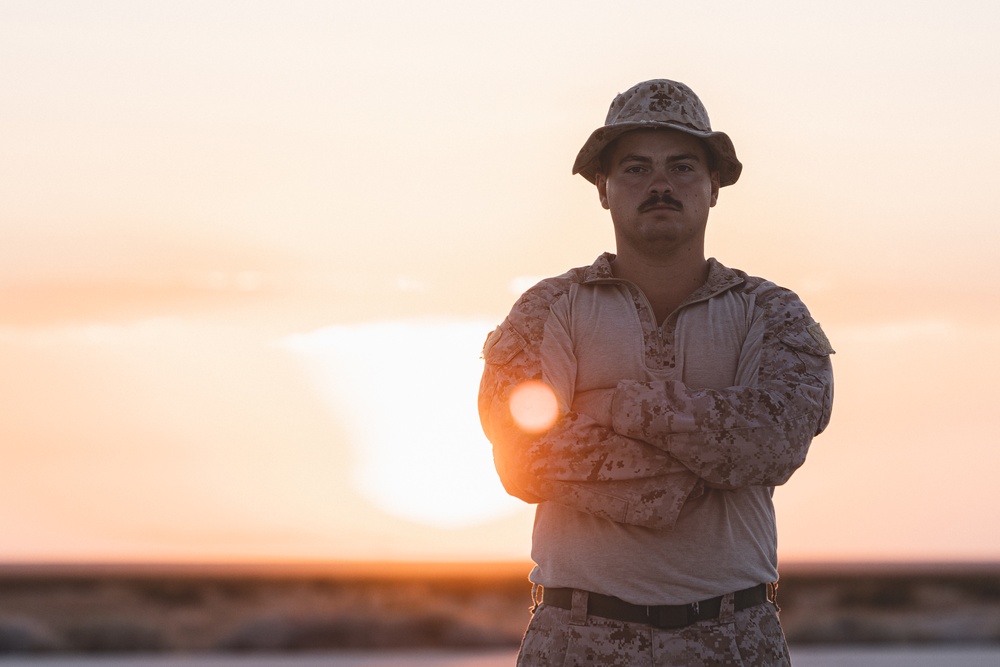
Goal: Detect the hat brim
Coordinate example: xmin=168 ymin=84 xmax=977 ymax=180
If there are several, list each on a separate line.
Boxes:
xmin=572 ymin=121 xmax=742 ymax=187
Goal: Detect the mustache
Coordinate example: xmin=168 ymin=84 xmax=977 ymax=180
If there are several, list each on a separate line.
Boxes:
xmin=638 ymin=193 xmax=683 ymax=213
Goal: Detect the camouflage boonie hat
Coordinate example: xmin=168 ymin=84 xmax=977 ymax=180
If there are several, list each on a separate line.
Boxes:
xmin=572 ymin=79 xmax=742 ymax=187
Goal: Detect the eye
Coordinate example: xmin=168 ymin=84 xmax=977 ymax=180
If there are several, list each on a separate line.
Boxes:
xmin=673 ymin=164 xmax=694 ymax=172
xmin=624 ymin=165 xmax=647 ymax=174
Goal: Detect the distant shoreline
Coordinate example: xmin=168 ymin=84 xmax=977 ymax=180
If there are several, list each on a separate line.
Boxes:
xmin=1 ymin=559 xmax=998 ymax=580
xmin=0 ymin=560 xmax=535 ymax=580
xmin=3 ymin=559 xmax=999 ymax=650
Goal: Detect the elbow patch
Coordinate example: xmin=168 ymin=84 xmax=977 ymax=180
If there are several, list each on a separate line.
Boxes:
xmin=780 ymin=321 xmax=835 ymax=435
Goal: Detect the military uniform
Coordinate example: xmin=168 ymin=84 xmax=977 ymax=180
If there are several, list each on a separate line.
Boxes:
xmin=479 ymin=254 xmax=833 ymax=664
xmin=477 ymin=79 xmax=834 ymax=666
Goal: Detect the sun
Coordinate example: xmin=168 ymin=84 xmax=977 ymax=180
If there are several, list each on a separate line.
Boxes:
xmin=279 ymin=319 xmax=524 ymax=529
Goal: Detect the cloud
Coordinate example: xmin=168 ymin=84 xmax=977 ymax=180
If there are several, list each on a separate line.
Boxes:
xmin=508 ymin=276 xmax=544 ymax=295
xmin=833 ymin=319 xmax=959 ymax=343
xmin=0 ymin=319 xmax=184 ymax=346
xmin=394 ymin=275 xmax=429 ymax=294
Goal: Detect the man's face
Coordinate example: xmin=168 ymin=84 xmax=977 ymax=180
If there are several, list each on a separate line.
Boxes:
xmin=596 ymin=129 xmax=720 ymax=259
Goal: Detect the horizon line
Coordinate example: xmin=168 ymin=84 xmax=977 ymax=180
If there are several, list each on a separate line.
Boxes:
xmin=2 ymin=558 xmax=999 ymax=580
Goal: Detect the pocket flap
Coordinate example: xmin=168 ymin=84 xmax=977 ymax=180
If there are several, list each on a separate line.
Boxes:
xmin=482 ymin=321 xmax=527 ymax=365
xmin=781 ymin=321 xmax=835 ymax=356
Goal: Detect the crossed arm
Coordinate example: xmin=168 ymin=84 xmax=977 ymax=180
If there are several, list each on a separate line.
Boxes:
xmin=477 ymin=278 xmax=834 ymax=527
xmin=610 ymin=288 xmax=835 ymax=489
xmin=478 ymin=283 xmax=701 ymax=530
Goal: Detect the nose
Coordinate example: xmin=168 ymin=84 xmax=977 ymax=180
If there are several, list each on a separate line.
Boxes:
xmin=647 ymin=167 xmax=672 ymax=194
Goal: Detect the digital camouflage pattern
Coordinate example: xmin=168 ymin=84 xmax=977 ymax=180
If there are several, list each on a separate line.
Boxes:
xmin=608 ymin=273 xmax=835 ymax=490
xmin=478 ymin=254 xmax=834 ymax=529
xmin=517 ymin=599 xmax=790 ymax=667
xmin=479 ymin=258 xmax=701 ymax=530
xmin=572 ymin=79 xmax=742 ymax=187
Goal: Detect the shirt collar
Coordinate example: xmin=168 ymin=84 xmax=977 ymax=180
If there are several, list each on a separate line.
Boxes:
xmin=582 ymin=253 xmax=745 ymax=302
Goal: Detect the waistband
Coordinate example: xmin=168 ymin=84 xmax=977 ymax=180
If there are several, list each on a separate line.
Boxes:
xmin=542 ymin=583 xmax=769 ymax=629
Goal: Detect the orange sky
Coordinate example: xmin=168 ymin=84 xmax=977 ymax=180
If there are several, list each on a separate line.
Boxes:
xmin=2 ymin=0 xmax=999 ymax=564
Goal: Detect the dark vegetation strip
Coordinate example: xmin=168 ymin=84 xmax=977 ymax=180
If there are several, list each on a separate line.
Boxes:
xmin=1 ymin=562 xmax=998 ymax=653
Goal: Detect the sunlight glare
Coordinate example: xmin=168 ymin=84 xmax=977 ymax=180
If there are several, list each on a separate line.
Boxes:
xmin=278 ymin=319 xmax=524 ymax=529
xmin=509 ymin=380 xmax=559 ymax=433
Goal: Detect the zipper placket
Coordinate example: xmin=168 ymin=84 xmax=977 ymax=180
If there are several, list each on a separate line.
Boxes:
xmin=638 ymin=288 xmax=667 ymax=362
xmin=617 ymin=280 xmax=667 ymax=368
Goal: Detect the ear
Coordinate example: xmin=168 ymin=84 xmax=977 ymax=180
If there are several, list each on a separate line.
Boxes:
xmin=596 ymin=173 xmax=610 ymax=210
xmin=709 ymin=171 xmax=721 ymax=207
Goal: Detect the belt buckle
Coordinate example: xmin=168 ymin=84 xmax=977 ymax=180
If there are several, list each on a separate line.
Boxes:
xmin=647 ymin=602 xmax=695 ymax=630
xmin=688 ymin=600 xmax=700 ymax=624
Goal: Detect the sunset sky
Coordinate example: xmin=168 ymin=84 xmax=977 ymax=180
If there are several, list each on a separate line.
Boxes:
xmin=2 ymin=0 xmax=999 ymax=565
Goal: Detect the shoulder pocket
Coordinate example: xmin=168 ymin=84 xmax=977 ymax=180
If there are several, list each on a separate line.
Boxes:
xmin=482 ymin=320 xmax=527 ymax=366
xmin=781 ymin=321 xmax=835 ymax=356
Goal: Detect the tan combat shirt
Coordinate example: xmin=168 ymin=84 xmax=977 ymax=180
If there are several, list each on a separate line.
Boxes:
xmin=479 ymin=254 xmax=834 ymax=605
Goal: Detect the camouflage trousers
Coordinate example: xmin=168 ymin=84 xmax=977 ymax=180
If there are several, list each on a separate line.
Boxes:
xmin=516 ymin=593 xmax=790 ymax=666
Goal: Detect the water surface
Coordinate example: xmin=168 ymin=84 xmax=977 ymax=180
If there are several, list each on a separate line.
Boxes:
xmin=3 ymin=646 xmax=1000 ymax=666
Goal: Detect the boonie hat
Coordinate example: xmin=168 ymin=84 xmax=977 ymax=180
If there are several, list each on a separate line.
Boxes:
xmin=573 ymin=79 xmax=742 ymax=187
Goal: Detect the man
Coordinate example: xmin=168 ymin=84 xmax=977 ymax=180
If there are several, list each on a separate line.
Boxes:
xmin=478 ymin=79 xmax=834 ymax=666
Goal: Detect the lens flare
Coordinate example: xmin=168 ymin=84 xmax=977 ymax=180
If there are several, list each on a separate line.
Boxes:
xmin=509 ymin=380 xmax=559 ymax=433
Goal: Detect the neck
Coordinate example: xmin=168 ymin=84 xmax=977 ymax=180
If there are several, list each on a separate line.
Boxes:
xmin=611 ymin=248 xmax=709 ymax=324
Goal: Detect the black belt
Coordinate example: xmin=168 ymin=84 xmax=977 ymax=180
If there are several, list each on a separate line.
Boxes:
xmin=542 ymin=583 xmax=768 ymax=629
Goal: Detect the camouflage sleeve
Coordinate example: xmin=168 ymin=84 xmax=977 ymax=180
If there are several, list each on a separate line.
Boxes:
xmin=478 ymin=280 xmax=702 ymax=530
xmin=610 ymin=285 xmax=835 ymax=490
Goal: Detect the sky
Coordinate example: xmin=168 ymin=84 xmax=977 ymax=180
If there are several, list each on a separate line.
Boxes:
xmin=2 ymin=0 xmax=999 ymax=564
